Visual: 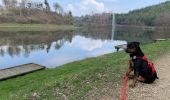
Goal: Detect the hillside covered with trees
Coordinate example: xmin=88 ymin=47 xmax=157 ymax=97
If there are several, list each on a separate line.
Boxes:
xmin=0 ymin=0 xmax=73 ymax=24
xmin=116 ymin=1 xmax=170 ymax=26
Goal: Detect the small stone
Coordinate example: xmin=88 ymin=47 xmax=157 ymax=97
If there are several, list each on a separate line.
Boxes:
xmin=32 ymin=93 xmax=38 ymax=97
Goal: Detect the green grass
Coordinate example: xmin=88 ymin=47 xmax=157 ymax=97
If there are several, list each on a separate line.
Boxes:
xmin=0 ymin=40 xmax=170 ymax=100
xmin=0 ymin=23 xmax=76 ymax=31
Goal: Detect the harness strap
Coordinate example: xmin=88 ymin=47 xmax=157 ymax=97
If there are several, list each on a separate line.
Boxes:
xmin=136 ymin=56 xmax=148 ymax=62
xmin=136 ymin=56 xmax=156 ymax=75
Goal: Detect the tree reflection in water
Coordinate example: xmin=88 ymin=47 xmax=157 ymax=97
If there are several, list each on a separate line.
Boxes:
xmin=0 ymin=26 xmax=115 ymax=58
xmin=0 ymin=31 xmax=74 ymax=58
xmin=1 ymin=26 xmax=169 ymax=68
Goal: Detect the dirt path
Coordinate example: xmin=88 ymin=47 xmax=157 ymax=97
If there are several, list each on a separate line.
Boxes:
xmin=127 ymin=52 xmax=170 ymax=100
xmin=85 ymin=52 xmax=170 ymax=100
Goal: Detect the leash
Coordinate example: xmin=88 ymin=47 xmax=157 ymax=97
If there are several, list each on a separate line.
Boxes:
xmin=121 ymin=76 xmax=128 ymax=100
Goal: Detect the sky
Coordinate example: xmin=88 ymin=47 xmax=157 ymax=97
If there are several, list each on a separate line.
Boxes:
xmin=51 ymin=0 xmax=168 ymax=16
xmin=0 ymin=0 xmax=168 ymax=16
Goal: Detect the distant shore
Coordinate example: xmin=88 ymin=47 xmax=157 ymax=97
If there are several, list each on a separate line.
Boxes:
xmin=116 ymin=24 xmax=170 ymax=30
xmin=0 ymin=23 xmax=76 ymax=31
xmin=116 ymin=24 xmax=155 ymax=29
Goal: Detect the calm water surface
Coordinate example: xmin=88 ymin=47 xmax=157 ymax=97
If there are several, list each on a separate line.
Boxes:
xmin=0 ymin=27 xmax=125 ymax=69
xmin=1 ymin=26 xmax=170 ymax=69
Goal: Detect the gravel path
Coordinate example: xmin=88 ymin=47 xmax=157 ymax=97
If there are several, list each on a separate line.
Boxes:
xmin=127 ymin=52 xmax=170 ymax=100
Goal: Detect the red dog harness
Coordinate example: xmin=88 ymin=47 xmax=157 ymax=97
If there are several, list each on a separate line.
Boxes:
xmin=129 ymin=55 xmax=156 ymax=75
xmin=137 ymin=56 xmax=156 ymax=75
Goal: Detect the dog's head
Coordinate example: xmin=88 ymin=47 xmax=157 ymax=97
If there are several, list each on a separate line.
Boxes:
xmin=125 ymin=42 xmax=140 ymax=54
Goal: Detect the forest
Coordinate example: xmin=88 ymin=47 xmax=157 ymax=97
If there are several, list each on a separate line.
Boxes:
xmin=115 ymin=1 xmax=170 ymax=26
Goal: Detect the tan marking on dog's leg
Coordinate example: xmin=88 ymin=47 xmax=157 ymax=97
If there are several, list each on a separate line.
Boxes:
xmin=138 ymin=76 xmax=146 ymax=82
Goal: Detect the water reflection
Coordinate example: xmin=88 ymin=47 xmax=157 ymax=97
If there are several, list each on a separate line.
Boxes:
xmin=0 ymin=31 xmax=73 ymax=58
xmin=1 ymin=26 xmax=170 ymax=69
xmin=0 ymin=28 xmax=126 ymax=69
xmin=114 ymin=26 xmax=170 ymax=43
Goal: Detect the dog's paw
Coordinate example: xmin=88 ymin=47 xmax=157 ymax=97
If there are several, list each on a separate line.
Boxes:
xmin=128 ymin=75 xmax=135 ymax=79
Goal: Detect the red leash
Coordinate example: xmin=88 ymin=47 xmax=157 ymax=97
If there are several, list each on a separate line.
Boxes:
xmin=121 ymin=76 xmax=128 ymax=100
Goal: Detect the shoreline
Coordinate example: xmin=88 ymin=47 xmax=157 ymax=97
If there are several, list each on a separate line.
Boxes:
xmin=0 ymin=24 xmax=76 ymax=31
xmin=0 ymin=40 xmax=170 ymax=99
xmin=116 ymin=24 xmax=170 ymax=30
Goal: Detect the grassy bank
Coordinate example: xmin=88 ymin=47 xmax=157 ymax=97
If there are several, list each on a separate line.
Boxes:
xmin=0 ymin=40 xmax=170 ymax=100
xmin=0 ymin=24 xmax=75 ymax=31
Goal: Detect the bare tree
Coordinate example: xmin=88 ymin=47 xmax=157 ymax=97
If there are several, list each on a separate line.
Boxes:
xmin=11 ymin=0 xmax=18 ymax=8
xmin=53 ymin=2 xmax=63 ymax=14
xmin=2 ymin=0 xmax=10 ymax=9
xmin=3 ymin=0 xmax=17 ymax=9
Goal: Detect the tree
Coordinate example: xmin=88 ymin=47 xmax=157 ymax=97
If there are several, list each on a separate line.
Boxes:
xmin=44 ymin=0 xmax=50 ymax=11
xmin=154 ymin=12 xmax=170 ymax=26
xmin=65 ymin=10 xmax=73 ymax=24
xmin=2 ymin=0 xmax=10 ymax=9
xmin=10 ymin=0 xmax=18 ymax=8
xmin=69 ymin=10 xmax=72 ymax=17
xmin=3 ymin=0 xmax=17 ymax=9
xmin=53 ymin=2 xmax=63 ymax=14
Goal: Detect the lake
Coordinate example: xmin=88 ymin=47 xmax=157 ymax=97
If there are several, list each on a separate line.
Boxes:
xmin=0 ymin=26 xmax=170 ymax=69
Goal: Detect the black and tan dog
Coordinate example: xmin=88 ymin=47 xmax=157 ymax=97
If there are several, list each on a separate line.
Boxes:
xmin=125 ymin=42 xmax=158 ymax=88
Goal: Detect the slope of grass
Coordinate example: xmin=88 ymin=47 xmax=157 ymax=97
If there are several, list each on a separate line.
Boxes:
xmin=0 ymin=40 xmax=170 ymax=100
xmin=0 ymin=24 xmax=75 ymax=31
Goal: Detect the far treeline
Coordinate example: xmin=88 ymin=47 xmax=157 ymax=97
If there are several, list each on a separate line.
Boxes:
xmin=75 ymin=1 xmax=170 ymax=27
xmin=74 ymin=13 xmax=113 ymax=27
xmin=0 ymin=0 xmax=73 ymax=24
xmin=116 ymin=1 xmax=170 ymax=26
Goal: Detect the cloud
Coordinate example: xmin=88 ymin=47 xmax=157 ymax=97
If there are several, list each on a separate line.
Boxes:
xmin=43 ymin=54 xmax=79 ymax=67
xmin=67 ymin=4 xmax=74 ymax=11
xmin=66 ymin=0 xmax=106 ymax=16
xmin=99 ymin=0 xmax=118 ymax=3
xmin=79 ymin=39 xmax=103 ymax=51
xmin=81 ymin=0 xmax=105 ymax=11
xmin=80 ymin=0 xmax=105 ymax=13
xmin=69 ymin=36 xmax=103 ymax=51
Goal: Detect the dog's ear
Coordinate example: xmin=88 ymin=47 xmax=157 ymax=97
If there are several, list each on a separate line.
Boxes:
xmin=134 ymin=42 xmax=140 ymax=47
xmin=127 ymin=42 xmax=140 ymax=49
